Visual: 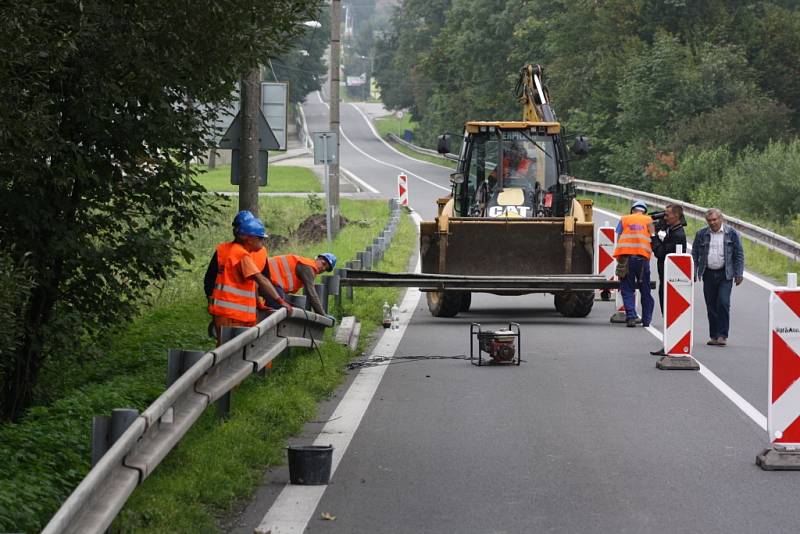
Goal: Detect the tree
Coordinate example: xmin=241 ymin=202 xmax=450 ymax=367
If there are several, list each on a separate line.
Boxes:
xmin=0 ymin=0 xmax=320 ymax=421
xmin=271 ymin=7 xmax=330 ymax=104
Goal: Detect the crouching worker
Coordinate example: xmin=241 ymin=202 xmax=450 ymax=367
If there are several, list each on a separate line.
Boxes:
xmin=208 ymin=216 xmax=292 ymax=346
xmin=267 ymin=253 xmax=337 ymax=318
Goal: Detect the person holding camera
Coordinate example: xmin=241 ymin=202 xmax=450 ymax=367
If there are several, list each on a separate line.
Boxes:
xmin=651 ymin=203 xmax=688 ymax=314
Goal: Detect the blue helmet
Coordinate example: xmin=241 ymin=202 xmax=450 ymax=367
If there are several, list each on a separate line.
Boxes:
xmin=317 ymin=252 xmax=337 ymax=272
xmin=232 ymin=210 xmax=255 ymax=228
xmin=631 ymin=199 xmax=648 ymax=213
xmin=237 ymin=217 xmax=267 ymax=238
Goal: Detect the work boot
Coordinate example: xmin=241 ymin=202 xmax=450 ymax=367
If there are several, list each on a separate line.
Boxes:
xmin=650 ymin=348 xmax=666 ymax=356
xmin=626 ymin=319 xmax=637 ymax=327
xmin=717 ymin=337 xmax=727 ymax=346
xmin=707 ymin=339 xmax=720 ymax=346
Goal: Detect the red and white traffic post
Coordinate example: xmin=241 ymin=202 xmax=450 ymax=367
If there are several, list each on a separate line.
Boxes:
xmin=594 ymin=223 xmax=616 ymax=301
xmin=398 ymin=173 xmax=408 ymax=207
xmin=656 ymin=248 xmax=699 ymax=370
xmin=757 ymin=272 xmax=800 ymax=470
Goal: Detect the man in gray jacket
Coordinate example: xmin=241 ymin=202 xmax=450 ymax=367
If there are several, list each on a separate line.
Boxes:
xmin=691 ymin=208 xmax=745 ymax=346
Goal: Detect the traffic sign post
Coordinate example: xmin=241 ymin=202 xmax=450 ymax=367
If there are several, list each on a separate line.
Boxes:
xmin=757 ymin=272 xmax=800 ymax=470
xmin=656 ymin=248 xmax=699 ymax=370
xmin=314 ymin=132 xmax=338 ymax=242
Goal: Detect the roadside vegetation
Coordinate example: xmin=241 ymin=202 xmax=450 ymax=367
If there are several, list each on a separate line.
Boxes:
xmin=195 ymin=165 xmax=322 ymax=193
xmin=372 ymin=0 xmax=800 ymax=245
xmin=0 ymin=194 xmax=416 ymax=533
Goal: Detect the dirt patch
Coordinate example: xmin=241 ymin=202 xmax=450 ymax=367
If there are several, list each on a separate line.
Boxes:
xmin=265 ymin=233 xmax=288 ymax=251
xmin=295 ymin=214 xmax=350 ymax=243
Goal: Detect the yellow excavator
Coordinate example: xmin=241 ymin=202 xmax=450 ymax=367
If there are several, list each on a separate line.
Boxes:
xmin=419 ymin=64 xmax=596 ymax=317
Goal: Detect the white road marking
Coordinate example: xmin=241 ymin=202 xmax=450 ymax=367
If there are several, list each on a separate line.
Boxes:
xmin=255 ymin=213 xmax=424 ymax=534
xmin=594 ymin=206 xmax=768 ymax=430
xmin=341 ymin=166 xmax=379 ymax=194
xmin=348 ymin=102 xmax=455 ymax=172
xmin=313 ymin=92 xmax=450 ymax=194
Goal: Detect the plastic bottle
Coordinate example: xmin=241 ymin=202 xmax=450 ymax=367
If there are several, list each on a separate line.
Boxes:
xmin=382 ymin=301 xmax=391 ymax=329
xmin=390 ymin=303 xmax=400 ymax=330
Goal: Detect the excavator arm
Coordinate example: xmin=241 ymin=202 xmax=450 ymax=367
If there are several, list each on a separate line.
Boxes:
xmin=514 ymin=64 xmax=557 ymax=123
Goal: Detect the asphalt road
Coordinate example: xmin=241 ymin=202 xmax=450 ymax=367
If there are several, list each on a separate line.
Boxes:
xmin=235 ymin=96 xmax=800 ymax=534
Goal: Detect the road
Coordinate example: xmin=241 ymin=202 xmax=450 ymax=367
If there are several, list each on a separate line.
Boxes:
xmin=234 ymin=94 xmax=800 ymax=534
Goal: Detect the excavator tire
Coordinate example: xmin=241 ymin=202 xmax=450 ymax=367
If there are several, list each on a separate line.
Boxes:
xmin=427 ymin=291 xmax=461 ymax=317
xmin=554 ymin=290 xmax=594 ymax=318
xmin=460 ymin=292 xmax=472 ymax=312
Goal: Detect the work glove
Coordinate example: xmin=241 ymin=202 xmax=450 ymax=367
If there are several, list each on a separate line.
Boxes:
xmin=278 ymin=298 xmax=293 ymax=314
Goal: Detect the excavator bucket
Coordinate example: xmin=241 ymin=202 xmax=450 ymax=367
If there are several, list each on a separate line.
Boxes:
xmin=420 ymin=217 xmax=594 ymax=277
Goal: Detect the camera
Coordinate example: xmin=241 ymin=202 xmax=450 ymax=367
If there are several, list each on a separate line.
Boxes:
xmin=651 ymin=209 xmax=687 ymax=232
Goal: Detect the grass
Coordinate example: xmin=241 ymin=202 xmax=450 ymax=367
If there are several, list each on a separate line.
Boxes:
xmin=374 ymin=112 xmax=415 ymax=139
xmin=194 ymin=165 xmax=322 ymax=193
xmin=0 ymin=193 xmax=416 ymax=533
xmin=586 ymin=193 xmax=800 ymax=285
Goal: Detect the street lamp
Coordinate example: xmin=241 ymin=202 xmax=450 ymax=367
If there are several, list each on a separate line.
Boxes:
xmin=303 ymin=20 xmax=321 ymax=28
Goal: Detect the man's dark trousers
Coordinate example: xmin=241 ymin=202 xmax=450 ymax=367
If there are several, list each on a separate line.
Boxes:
xmin=702 ymin=268 xmax=732 ymax=339
xmin=620 ymin=255 xmax=654 ymax=326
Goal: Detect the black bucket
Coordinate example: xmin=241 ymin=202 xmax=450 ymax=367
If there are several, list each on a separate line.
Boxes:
xmin=287 ymin=445 xmax=333 ymax=485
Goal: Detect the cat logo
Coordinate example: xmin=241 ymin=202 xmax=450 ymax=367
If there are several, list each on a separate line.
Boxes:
xmin=488 ymin=205 xmax=531 ymax=218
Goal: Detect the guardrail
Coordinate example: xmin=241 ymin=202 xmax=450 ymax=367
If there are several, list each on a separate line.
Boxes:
xmin=43 ymin=197 xmax=403 ymax=533
xmin=382 ymin=134 xmax=800 ymax=263
xmin=576 ymin=180 xmax=800 ymax=263
xmin=43 ymin=309 xmax=331 ymax=534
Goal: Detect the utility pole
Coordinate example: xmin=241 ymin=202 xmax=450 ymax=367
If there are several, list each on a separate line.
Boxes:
xmin=329 ymin=0 xmax=341 ymax=236
xmin=240 ymin=68 xmax=261 ymax=217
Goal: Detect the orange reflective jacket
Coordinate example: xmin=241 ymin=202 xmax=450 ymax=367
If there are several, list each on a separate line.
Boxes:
xmin=614 ymin=213 xmax=653 ymax=259
xmin=209 ymin=242 xmax=257 ymax=323
xmin=268 ymin=255 xmax=317 ymax=294
xmin=252 ymin=247 xmax=268 ymax=272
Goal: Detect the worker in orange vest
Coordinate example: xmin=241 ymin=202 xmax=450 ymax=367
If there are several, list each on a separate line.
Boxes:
xmin=208 ymin=216 xmax=292 ymax=345
xmin=613 ymin=200 xmax=655 ymax=328
xmin=266 ymin=253 xmax=337 ymax=317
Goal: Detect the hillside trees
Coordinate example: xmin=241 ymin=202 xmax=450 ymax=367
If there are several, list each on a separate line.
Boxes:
xmin=0 ymin=0 xmax=321 ymax=421
xmin=374 ymin=0 xmax=799 ymax=222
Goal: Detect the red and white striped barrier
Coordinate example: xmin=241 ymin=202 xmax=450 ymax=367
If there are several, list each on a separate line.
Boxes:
xmin=595 ymin=224 xmax=616 ymax=301
xmin=656 ymin=250 xmax=698 ymax=369
xmin=398 ymin=173 xmax=408 ymax=206
xmin=662 ymin=252 xmax=694 ymax=356
xmin=768 ymin=274 xmax=800 ymax=447
xmin=758 ymin=273 xmax=800 ymax=469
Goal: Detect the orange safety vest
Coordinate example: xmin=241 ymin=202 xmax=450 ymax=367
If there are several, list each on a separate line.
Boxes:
xmin=209 ymin=242 xmax=258 ymax=323
xmin=252 ymin=247 xmax=268 ymax=272
xmin=614 ymin=213 xmax=653 ymax=259
xmin=268 ymin=254 xmax=317 ymax=294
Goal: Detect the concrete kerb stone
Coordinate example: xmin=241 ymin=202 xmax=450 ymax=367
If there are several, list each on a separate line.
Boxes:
xmin=334 ymin=316 xmax=356 ymax=345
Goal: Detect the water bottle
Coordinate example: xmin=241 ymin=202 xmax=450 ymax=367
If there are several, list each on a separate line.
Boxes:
xmin=390 ymin=303 xmax=400 ymax=330
xmin=382 ymin=301 xmax=391 ymax=329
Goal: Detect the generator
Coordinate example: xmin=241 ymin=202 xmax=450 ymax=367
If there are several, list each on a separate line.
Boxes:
xmin=470 ymin=322 xmax=521 ymax=366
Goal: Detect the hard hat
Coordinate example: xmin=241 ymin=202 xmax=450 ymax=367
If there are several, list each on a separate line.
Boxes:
xmin=317 ymin=252 xmax=337 ymax=272
xmin=631 ymin=200 xmax=648 ymax=213
xmin=232 ymin=210 xmax=255 ymax=228
xmin=237 ymin=217 xmax=267 ymax=238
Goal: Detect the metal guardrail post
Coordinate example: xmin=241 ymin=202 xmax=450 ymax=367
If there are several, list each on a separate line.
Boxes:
xmin=330 ymin=270 xmax=343 ymax=311
xmin=166 ymin=349 xmax=206 ymax=388
xmin=91 ymin=408 xmax=139 ymax=468
xmin=216 ymin=327 xmax=250 ymax=419
xmin=314 ymin=283 xmax=328 ymax=313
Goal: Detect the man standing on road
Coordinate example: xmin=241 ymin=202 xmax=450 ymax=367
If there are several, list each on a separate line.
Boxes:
xmin=614 ymin=200 xmax=655 ymax=328
xmin=691 ymin=208 xmax=745 ymax=347
xmin=267 ymin=253 xmax=337 ymax=318
xmin=651 ymin=203 xmax=688 ymax=313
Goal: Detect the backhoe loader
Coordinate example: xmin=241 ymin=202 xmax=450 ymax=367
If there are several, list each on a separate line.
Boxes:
xmin=420 ymin=64 xmax=595 ymax=317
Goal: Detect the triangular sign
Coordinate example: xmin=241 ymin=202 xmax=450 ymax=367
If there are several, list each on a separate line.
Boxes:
xmin=601 ymin=228 xmax=615 ymax=243
xmin=772 ymin=331 xmax=800 ymax=403
xmin=598 ymin=246 xmax=614 ymax=273
xmin=777 ymin=291 xmax=800 ymax=317
xmin=218 ymin=110 xmax=279 ymax=150
xmin=669 ymin=255 xmax=692 ymax=280
xmin=667 ymin=330 xmax=692 ymax=355
xmin=666 ymin=283 xmax=690 ymax=328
